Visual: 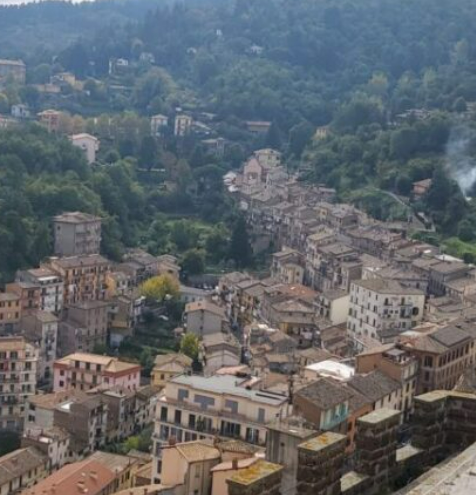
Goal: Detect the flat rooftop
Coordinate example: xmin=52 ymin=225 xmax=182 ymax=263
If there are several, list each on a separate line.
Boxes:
xmin=170 ymin=374 xmax=288 ymax=406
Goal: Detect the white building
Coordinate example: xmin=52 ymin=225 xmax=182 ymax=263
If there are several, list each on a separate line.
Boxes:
xmin=70 ymin=133 xmax=100 ymax=164
xmin=347 ymin=279 xmax=425 ymax=342
xmin=152 ymin=374 xmax=289 ymax=483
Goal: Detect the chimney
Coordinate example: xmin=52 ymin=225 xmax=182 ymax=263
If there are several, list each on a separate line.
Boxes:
xmin=90 ymin=470 xmax=98 ymax=480
xmin=169 ymin=436 xmax=177 ymax=446
xmin=232 ymin=458 xmax=238 ymax=470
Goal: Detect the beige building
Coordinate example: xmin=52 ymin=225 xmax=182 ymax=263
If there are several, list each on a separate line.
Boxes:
xmin=22 ymin=310 xmax=58 ymax=386
xmin=53 ymin=352 xmax=141 ymax=392
xmin=347 ymin=279 xmax=425 ymax=345
xmin=151 ymin=114 xmax=168 ymax=136
xmin=0 ymin=447 xmax=47 ymax=495
xmin=174 ymin=114 xmax=192 ymax=136
xmin=160 ymin=441 xmax=220 ymax=492
xmin=316 ymin=289 xmax=350 ymax=325
xmin=0 ymin=336 xmax=38 ymax=430
xmin=16 ymin=267 xmax=64 ymax=314
xmin=0 ymin=292 xmax=21 ymax=334
xmin=201 ymin=332 xmax=241 ymax=374
xmin=184 ymin=300 xmax=226 ymax=337
xmin=151 ymin=353 xmax=193 ymax=388
xmin=43 ymin=254 xmax=111 ymax=306
xmin=70 ymin=133 xmax=100 ymax=164
xmin=53 ymin=211 xmax=102 ymax=257
xmin=152 ymin=374 xmax=289 ymax=482
xmin=58 ymin=300 xmax=110 ymax=354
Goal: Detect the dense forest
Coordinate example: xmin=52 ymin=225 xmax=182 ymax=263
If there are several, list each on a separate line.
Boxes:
xmin=2 ymin=0 xmax=476 ymax=271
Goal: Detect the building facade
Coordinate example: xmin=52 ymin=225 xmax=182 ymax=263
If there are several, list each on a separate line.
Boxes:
xmin=53 ymin=212 xmax=102 ymax=257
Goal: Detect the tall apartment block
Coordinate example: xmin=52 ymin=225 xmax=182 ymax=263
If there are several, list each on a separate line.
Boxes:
xmin=53 ymin=212 xmax=102 ymax=257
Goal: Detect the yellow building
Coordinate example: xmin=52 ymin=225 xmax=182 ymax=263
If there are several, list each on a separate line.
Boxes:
xmin=151 ymin=353 xmax=193 ymax=388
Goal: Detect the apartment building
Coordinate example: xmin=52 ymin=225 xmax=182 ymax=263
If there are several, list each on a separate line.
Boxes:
xmin=315 ymin=289 xmax=350 ymax=326
xmin=53 ymin=352 xmax=141 ymax=392
xmin=59 ymin=300 xmax=110 ymax=354
xmin=43 ymin=254 xmax=111 ymax=306
xmin=347 ymin=279 xmax=425 ymax=345
xmin=0 ymin=58 xmax=26 ymax=84
xmin=0 ymin=447 xmax=47 ymax=495
xmin=54 ymin=394 xmax=108 ymax=456
xmin=0 ymin=337 xmax=38 ymax=430
xmin=174 ymin=114 xmax=193 ymax=136
xmin=16 ymin=268 xmax=64 ymax=314
xmin=184 ymin=300 xmax=227 ymax=337
xmin=69 ymin=133 xmax=100 ymax=164
xmin=22 ymin=310 xmax=58 ymax=386
xmin=22 ymin=426 xmax=71 ymax=472
xmin=152 ymin=374 xmax=289 ymax=482
xmin=0 ymin=293 xmax=21 ymax=337
xmin=271 ymin=248 xmax=305 ymax=285
xmin=120 ymin=248 xmax=160 ymax=284
xmin=53 ymin=211 xmax=102 ymax=256
xmin=401 ymin=321 xmax=476 ymax=394
xmin=5 ymin=282 xmax=40 ymax=316
xmin=150 ymin=114 xmax=168 ymax=136
xmin=25 ymin=389 xmax=88 ymax=431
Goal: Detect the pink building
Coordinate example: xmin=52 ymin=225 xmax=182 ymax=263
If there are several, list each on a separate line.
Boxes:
xmin=53 ymin=352 xmax=141 ymax=392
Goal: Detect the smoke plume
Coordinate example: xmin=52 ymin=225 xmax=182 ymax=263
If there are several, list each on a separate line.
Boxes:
xmin=445 ymin=125 xmax=476 ymax=197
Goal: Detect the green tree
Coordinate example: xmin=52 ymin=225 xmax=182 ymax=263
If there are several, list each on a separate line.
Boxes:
xmin=139 ymin=136 xmax=158 ymax=170
xmin=228 ymin=216 xmax=253 ymax=268
xmin=180 ymin=333 xmax=200 ymax=361
xmin=181 ymin=249 xmax=205 ymax=276
xmin=289 ymin=121 xmax=314 ymax=158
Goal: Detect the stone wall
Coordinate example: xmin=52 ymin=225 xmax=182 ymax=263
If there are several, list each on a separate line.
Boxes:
xmin=296 ymin=432 xmax=347 ymax=495
xmin=412 ymin=390 xmax=476 ymax=463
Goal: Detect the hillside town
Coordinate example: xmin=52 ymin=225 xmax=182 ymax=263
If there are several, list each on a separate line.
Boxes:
xmin=0 ymin=126 xmax=476 ymax=495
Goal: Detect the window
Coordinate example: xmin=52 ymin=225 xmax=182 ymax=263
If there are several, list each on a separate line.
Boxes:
xmin=225 ymin=399 xmax=239 ymax=414
xmin=174 ymin=410 xmax=182 ymax=425
xmin=160 ymin=407 xmax=168 ymax=421
xmin=424 ymin=356 xmax=433 ymax=367
xmin=178 ymin=389 xmax=189 ymax=402
xmin=258 ymin=408 xmax=266 ymax=423
xmin=194 ymin=394 xmax=215 ymax=410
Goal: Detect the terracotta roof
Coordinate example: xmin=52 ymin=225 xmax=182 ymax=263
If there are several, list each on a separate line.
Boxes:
xmin=153 ymin=353 xmax=192 ymax=369
xmin=53 ymin=211 xmax=101 ymax=224
xmin=22 ymin=459 xmax=115 ymax=495
xmin=0 ymin=447 xmax=46 ymax=487
xmin=185 ymin=300 xmax=225 ymax=317
xmin=296 ymin=378 xmax=354 ymax=410
xmin=348 ymin=371 xmax=400 ymax=403
xmin=174 ymin=441 xmax=220 ymax=463
xmin=29 ymin=389 xmax=88 ymax=410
